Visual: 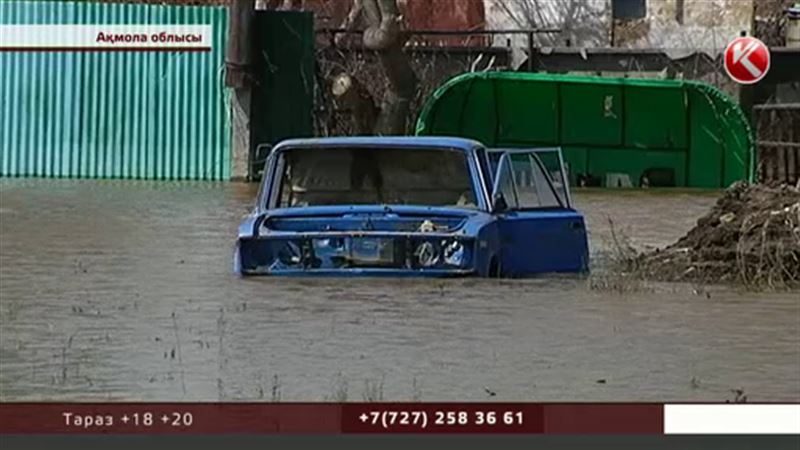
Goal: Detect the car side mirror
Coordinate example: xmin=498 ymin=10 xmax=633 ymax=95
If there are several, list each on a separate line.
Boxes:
xmin=491 ymin=192 xmax=508 ymax=213
xmin=251 ymin=143 xmax=273 ymax=180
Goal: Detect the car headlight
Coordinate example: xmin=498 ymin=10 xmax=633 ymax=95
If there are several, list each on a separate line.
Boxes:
xmin=443 ymin=240 xmax=465 ymax=266
xmin=313 ymin=238 xmax=345 ymax=251
xmin=415 ymin=241 xmax=439 ymax=267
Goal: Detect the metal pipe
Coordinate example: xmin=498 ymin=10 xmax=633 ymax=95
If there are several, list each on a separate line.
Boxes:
xmin=316 ymin=28 xmax=561 ymax=36
xmin=753 ymin=103 xmax=800 ymax=111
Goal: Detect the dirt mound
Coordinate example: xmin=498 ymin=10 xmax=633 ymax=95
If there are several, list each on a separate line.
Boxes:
xmin=637 ymin=182 xmax=800 ymax=289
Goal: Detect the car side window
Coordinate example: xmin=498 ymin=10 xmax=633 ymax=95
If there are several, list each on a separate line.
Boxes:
xmin=508 ymin=154 xmax=541 ymax=208
xmin=492 ymin=151 xmax=564 ymax=210
xmin=475 ymin=147 xmax=493 ymax=192
xmin=493 ymin=154 xmax=519 ymax=210
xmin=508 ymin=154 xmax=562 ymax=208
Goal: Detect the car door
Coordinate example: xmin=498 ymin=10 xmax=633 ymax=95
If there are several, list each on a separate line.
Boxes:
xmin=489 ymin=149 xmax=588 ymax=276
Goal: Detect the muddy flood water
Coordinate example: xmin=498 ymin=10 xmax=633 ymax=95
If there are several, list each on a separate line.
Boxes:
xmin=1 ymin=179 xmax=798 ymax=402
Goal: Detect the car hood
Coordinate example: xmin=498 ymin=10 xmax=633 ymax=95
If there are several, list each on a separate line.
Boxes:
xmin=259 ymin=205 xmax=482 ymax=233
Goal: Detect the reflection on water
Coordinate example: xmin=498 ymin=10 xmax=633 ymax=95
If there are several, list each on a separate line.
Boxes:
xmin=1 ymin=180 xmax=798 ymax=401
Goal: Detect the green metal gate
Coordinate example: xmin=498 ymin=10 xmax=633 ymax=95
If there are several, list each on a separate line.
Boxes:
xmin=248 ymin=10 xmax=315 ymax=180
xmin=0 ymin=0 xmax=230 ymax=180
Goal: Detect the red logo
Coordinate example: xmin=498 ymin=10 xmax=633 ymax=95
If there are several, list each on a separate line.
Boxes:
xmin=723 ymin=37 xmax=770 ymax=84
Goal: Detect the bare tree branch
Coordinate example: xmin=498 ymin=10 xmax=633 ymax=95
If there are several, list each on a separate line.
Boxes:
xmin=362 ymin=0 xmax=382 ymax=30
xmin=278 ymin=0 xmax=300 ymax=11
xmin=336 ymin=0 xmax=364 ymax=47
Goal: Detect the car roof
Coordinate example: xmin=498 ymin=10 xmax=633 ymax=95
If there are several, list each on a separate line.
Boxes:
xmin=272 ymin=136 xmax=484 ymax=152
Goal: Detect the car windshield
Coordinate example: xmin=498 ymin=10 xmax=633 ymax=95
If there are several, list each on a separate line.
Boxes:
xmin=275 ymin=147 xmax=477 ymax=209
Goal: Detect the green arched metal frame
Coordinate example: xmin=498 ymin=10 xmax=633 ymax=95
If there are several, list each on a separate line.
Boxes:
xmin=416 ymin=72 xmax=755 ymax=188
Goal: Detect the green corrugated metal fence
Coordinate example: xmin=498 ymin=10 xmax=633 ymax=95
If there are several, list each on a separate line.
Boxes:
xmin=0 ymin=0 xmax=230 ymax=180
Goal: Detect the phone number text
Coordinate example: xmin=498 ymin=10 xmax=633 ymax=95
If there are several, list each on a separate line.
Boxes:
xmin=358 ymin=410 xmax=524 ymax=430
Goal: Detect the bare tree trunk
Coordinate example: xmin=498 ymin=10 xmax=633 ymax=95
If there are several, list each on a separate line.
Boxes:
xmin=334 ymin=0 xmax=417 ymax=136
xmin=332 ymin=73 xmax=378 ymax=135
xmin=363 ymin=0 xmax=417 ymax=135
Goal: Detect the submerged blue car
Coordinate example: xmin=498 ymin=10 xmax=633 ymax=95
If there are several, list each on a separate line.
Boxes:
xmin=234 ymin=136 xmax=588 ymax=277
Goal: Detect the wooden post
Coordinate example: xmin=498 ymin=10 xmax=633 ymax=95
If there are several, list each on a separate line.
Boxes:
xmin=225 ymin=0 xmax=255 ymax=88
xmin=226 ymin=0 xmax=255 ymax=181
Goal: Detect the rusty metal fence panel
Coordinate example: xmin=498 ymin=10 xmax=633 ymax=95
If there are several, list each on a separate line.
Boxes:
xmin=0 ymin=1 xmax=230 ymax=180
xmin=754 ymin=103 xmax=800 ymax=185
